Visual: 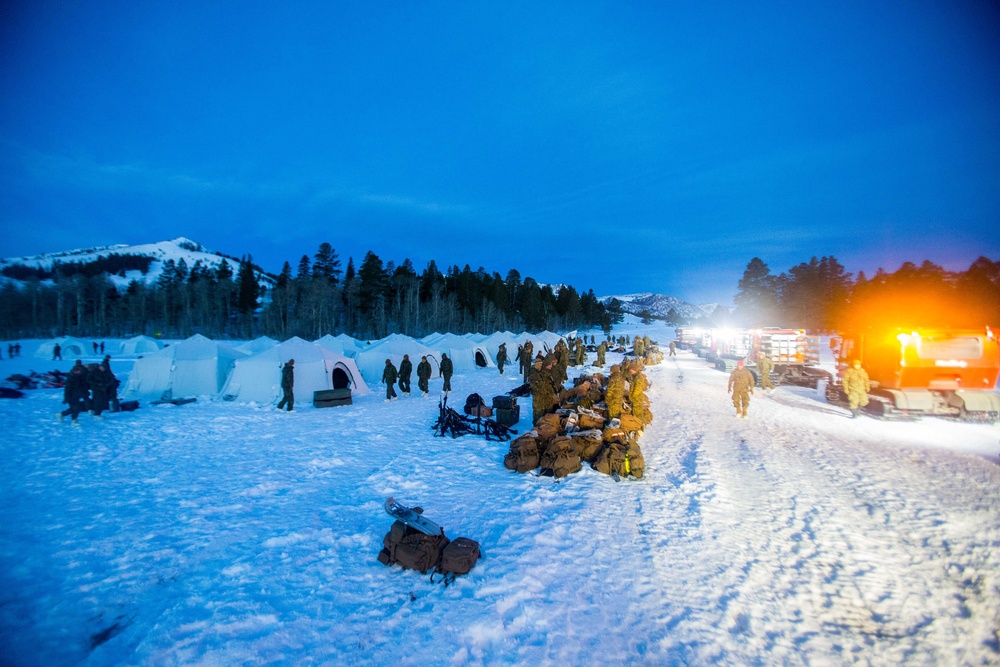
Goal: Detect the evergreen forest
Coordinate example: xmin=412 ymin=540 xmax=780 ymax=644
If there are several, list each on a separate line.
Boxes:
xmin=0 ymin=243 xmax=624 ymax=340
xmin=732 ymin=256 xmax=1000 ymax=331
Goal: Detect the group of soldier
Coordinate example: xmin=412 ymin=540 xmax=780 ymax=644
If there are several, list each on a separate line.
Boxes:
xmin=380 ymin=354 xmax=450 ymax=402
xmin=57 ymin=356 xmax=119 ymax=426
xmin=527 ymin=336 xmax=659 ymax=426
xmin=2 ymin=343 xmax=23 ymax=360
xmin=725 ymin=352 xmax=870 ymax=419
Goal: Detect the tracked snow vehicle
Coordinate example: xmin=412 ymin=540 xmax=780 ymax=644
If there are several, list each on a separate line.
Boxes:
xmin=826 ymin=327 xmax=1000 ymax=421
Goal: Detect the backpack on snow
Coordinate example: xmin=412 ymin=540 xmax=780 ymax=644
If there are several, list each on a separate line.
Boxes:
xmin=464 ymin=393 xmax=492 ymax=417
xmin=504 ymin=435 xmax=540 ymax=473
xmin=377 ymin=520 xmax=450 ymax=573
xmin=431 ymin=537 xmax=482 ymax=586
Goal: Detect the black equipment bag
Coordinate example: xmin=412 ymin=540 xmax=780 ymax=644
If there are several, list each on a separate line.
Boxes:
xmin=492 ymin=395 xmax=517 ymax=410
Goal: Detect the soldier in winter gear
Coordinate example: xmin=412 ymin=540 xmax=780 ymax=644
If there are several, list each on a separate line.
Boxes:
xmin=58 ymin=360 xmax=89 ymax=425
xmin=605 ymin=365 xmax=626 ymax=420
xmin=277 ymin=359 xmax=295 ymax=411
xmin=88 ymin=363 xmax=111 ymax=418
xmin=596 ymin=341 xmax=607 ymax=367
xmin=529 ymin=357 xmax=559 ymax=423
xmin=756 ymin=355 xmax=775 ymax=391
xmin=496 ymin=343 xmax=507 ymax=376
xmin=382 ymin=359 xmax=399 ymax=401
xmin=417 ymin=356 xmax=432 ymax=396
xmin=669 ymin=341 xmax=676 ymax=357
xmin=842 ymin=359 xmax=870 ymax=418
xmin=439 ymin=353 xmax=454 ymax=394
xmin=398 ymin=354 xmax=412 ymax=395
xmin=728 ymin=360 xmax=755 ymax=418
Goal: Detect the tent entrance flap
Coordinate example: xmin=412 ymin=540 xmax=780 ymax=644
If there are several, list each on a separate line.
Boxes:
xmin=332 ymin=367 xmax=351 ymax=389
xmin=475 ymin=351 xmax=487 ymax=367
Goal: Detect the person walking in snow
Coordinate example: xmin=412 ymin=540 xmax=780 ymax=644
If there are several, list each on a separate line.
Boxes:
xmin=277 ymin=359 xmax=295 ymax=411
xmin=382 ymin=359 xmax=398 ymax=401
xmin=53 ymin=343 xmax=62 ymax=361
xmin=728 ymin=360 xmax=755 ymax=418
xmin=417 ymin=355 xmax=432 ymax=396
xmin=756 ymin=355 xmax=775 ymax=391
xmin=58 ymin=360 xmax=89 ymax=425
xmin=842 ymin=359 xmax=870 ymax=418
xmin=87 ymin=362 xmax=111 ymax=419
xmin=439 ymin=353 xmax=454 ymax=394
xmin=596 ymin=341 xmax=607 ymax=367
xmin=398 ymin=354 xmax=412 ymax=396
xmin=669 ymin=341 xmax=676 ymax=357
xmin=496 ymin=343 xmax=507 ymax=376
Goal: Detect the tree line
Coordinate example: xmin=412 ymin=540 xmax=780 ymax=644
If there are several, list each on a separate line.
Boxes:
xmin=733 ymin=255 xmax=1000 ymax=331
xmin=0 ymin=243 xmax=623 ymax=340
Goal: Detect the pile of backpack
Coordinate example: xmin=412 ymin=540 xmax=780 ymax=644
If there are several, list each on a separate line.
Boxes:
xmin=377 ymin=512 xmax=481 ymax=586
xmin=503 ymin=371 xmax=649 ymax=480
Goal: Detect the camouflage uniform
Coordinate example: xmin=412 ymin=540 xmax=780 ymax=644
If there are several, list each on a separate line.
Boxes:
xmin=521 ymin=342 xmax=534 ymax=384
xmin=596 ymin=342 xmax=607 ymax=367
xmin=529 ymin=360 xmax=558 ymax=423
xmin=382 ymin=360 xmax=398 ymax=400
xmin=668 ymin=341 xmax=676 ymax=357
xmin=59 ymin=361 xmax=89 ymax=423
xmin=439 ymin=354 xmax=454 ymax=393
xmin=728 ymin=365 xmax=755 ymax=417
xmin=605 ymin=365 xmax=626 ymax=420
xmin=575 ymin=340 xmax=587 ymax=367
xmin=756 ymin=356 xmax=775 ymax=390
xmin=633 ymin=337 xmax=645 ymax=358
xmin=628 ymin=367 xmax=651 ymax=426
xmin=842 ymin=364 xmax=870 ymax=414
xmin=277 ymin=361 xmax=295 ymax=411
xmin=417 ymin=357 xmax=432 ymax=395
xmin=87 ymin=363 xmax=111 ymax=416
xmin=496 ymin=343 xmax=507 ymax=376
xmin=398 ymin=355 xmax=413 ymax=394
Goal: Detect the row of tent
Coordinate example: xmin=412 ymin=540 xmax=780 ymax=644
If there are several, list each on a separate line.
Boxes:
xmin=37 ymin=330 xmax=568 ymax=405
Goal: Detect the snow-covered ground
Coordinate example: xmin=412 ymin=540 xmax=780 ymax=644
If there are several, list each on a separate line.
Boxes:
xmin=1 ymin=325 xmax=999 ymax=666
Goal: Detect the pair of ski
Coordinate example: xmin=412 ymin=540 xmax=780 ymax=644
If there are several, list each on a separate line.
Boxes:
xmin=384 ymin=497 xmax=443 ymax=535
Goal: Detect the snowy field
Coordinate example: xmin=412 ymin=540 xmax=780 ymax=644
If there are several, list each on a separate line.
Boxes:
xmin=1 ymin=324 xmax=999 ymax=666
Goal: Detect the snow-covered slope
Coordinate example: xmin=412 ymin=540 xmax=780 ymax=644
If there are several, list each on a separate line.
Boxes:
xmin=602 ymin=292 xmax=726 ymax=321
xmin=1 ymin=326 xmax=998 ymax=665
xmin=0 ymin=237 xmax=276 ymax=291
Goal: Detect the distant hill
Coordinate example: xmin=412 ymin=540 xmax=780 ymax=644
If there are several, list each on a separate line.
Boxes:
xmin=0 ymin=237 xmax=277 ymax=291
xmin=600 ymin=292 xmax=727 ymax=322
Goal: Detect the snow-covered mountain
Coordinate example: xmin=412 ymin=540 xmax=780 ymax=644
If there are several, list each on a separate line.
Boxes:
xmin=0 ymin=237 xmax=276 ymax=291
xmin=601 ymin=292 xmax=727 ymax=321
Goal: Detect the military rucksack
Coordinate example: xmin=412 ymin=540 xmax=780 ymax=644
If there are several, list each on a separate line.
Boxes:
xmin=377 ymin=520 xmax=450 ymax=574
xmin=570 ymin=429 xmax=604 ymax=463
xmin=592 ymin=442 xmax=628 ymax=478
xmin=539 ymin=437 xmax=582 ymax=478
xmin=625 ymin=440 xmax=645 ymax=479
xmin=504 ymin=435 xmax=540 ymax=473
xmin=431 ymin=537 xmax=482 ymax=586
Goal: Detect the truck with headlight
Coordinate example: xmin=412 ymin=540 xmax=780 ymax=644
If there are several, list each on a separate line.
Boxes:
xmin=826 ymin=327 xmax=1000 ymax=421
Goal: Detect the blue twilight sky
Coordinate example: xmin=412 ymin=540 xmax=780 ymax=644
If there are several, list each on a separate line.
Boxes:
xmin=1 ymin=1 xmax=998 ymax=305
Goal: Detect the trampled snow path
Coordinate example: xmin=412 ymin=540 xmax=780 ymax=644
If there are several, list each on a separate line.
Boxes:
xmin=1 ymin=342 xmax=998 ymax=665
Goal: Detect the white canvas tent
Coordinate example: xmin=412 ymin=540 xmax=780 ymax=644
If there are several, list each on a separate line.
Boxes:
xmin=235 ymin=336 xmax=279 ymax=356
xmin=35 ymin=336 xmax=91 ymax=360
xmin=354 ymin=335 xmax=440 ymax=385
xmin=119 ymin=335 xmax=163 ymax=356
xmin=315 ymin=334 xmax=364 ymax=358
xmin=222 ymin=337 xmax=370 ymax=405
xmin=480 ymin=331 xmax=520 ymax=361
xmin=123 ymin=334 xmax=246 ymax=401
xmin=425 ymin=333 xmax=494 ymax=371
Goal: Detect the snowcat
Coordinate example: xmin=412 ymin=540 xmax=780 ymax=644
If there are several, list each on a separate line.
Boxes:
xmin=826 ymin=327 xmax=1000 ymax=421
